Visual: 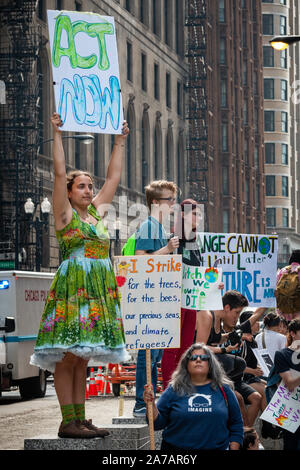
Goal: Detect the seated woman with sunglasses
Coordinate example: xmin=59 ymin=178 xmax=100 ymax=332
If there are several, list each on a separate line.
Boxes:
xmin=143 ymin=343 xmax=243 ymax=451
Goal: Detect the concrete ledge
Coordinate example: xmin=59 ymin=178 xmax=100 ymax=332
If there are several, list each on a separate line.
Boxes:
xmin=24 ymin=436 xmax=111 ymax=450
xmin=24 ymin=424 xmax=151 ymax=451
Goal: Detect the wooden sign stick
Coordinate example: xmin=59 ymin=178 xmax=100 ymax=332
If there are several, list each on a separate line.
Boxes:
xmin=146 ymin=349 xmax=155 ymax=450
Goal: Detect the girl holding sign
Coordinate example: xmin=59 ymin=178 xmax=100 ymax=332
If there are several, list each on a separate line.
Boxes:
xmin=161 ymin=199 xmax=224 ymax=389
xmin=160 ymin=199 xmax=202 ymax=389
xmin=30 ymin=113 xmax=130 ymax=439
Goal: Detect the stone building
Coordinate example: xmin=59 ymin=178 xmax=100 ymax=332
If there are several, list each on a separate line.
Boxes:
xmin=262 ymin=0 xmax=300 ymax=266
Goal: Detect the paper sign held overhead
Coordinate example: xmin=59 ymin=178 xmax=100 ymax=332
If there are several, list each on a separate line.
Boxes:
xmin=47 ymin=10 xmax=124 ymax=134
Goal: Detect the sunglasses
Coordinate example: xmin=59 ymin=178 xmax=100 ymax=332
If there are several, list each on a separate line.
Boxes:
xmin=189 ymin=354 xmax=210 ymax=362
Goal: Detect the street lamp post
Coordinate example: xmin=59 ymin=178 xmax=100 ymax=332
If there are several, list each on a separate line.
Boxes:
xmin=24 ymin=197 xmax=51 ymax=271
xmin=269 ymin=35 xmax=300 ymax=50
xmin=14 ymin=133 xmax=95 ymax=271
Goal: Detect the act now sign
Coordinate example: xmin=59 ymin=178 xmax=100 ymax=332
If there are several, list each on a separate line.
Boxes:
xmin=47 ymin=10 xmax=124 ymax=134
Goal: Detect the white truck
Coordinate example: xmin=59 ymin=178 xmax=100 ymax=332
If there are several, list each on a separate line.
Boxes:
xmin=0 ymin=270 xmax=54 ymax=399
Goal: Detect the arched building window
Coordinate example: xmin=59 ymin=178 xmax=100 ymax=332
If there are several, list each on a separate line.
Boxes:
xmin=126 ymin=99 xmax=136 ymax=188
xmin=141 ymin=107 xmax=150 ymax=190
xmin=166 ymin=123 xmax=174 ymax=180
xmin=177 ymin=131 xmax=185 ymax=195
xmin=154 ymin=115 xmax=162 ymax=180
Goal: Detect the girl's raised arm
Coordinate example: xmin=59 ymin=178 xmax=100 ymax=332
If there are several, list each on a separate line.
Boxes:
xmin=51 ymin=113 xmax=73 ymax=230
xmin=92 ymin=121 xmax=129 ymax=211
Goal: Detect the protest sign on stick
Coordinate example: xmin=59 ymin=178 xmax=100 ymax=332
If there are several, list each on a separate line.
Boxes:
xmin=47 ymin=10 xmax=124 ymax=134
xmin=114 ymin=255 xmax=182 ymax=450
xmin=181 ymin=265 xmax=223 ymax=311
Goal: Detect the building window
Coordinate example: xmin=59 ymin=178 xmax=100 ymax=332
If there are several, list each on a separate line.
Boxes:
xmin=175 ymin=0 xmax=184 ymax=56
xmin=222 ymin=167 xmax=229 ymax=195
xmin=281 ymin=111 xmax=288 ymax=133
xmin=139 ymin=0 xmax=149 ymax=25
xmin=280 ymin=0 xmax=287 ymax=4
xmin=280 ymin=49 xmax=287 ymax=68
xmin=282 ymin=176 xmax=288 ymax=197
xmin=154 ymin=63 xmax=159 ymax=100
xmin=266 ymin=175 xmax=276 ymax=196
xmin=243 ymin=100 xmax=248 ymax=124
xmin=281 ymin=79 xmax=288 ymax=101
xmin=265 ymin=143 xmax=275 ymax=164
xmin=221 ymin=124 xmax=228 ymax=152
xmin=262 ymin=0 xmax=273 ymax=2
xmin=166 ymin=72 xmax=171 ymax=108
xmin=219 ymin=0 xmax=225 ymax=23
xmin=223 ymin=209 xmax=229 ymax=232
xmin=264 ymin=78 xmax=274 ymax=99
xmin=141 ymin=53 xmax=147 ymax=91
xmin=164 ymin=0 xmax=172 ymax=47
xmin=245 ymin=180 xmax=249 ymax=204
xmin=220 ymin=39 xmax=226 ymax=64
xmin=266 ymin=208 xmax=276 ymax=227
xmin=256 ymin=184 xmax=260 ymax=209
xmin=282 ymin=208 xmax=289 ymax=227
xmin=264 ymin=111 xmax=275 ymax=132
xmin=153 ymin=0 xmax=161 ymax=36
xmin=75 ymin=138 xmax=80 ymax=169
xmin=75 ymin=1 xmax=82 ymax=11
xmin=254 ymin=146 xmax=259 ymax=168
xmin=221 ymin=79 xmax=227 ymax=108
xmin=125 ymin=0 xmax=134 ymax=14
xmin=262 ymin=14 xmax=273 ymax=35
xmin=127 ymin=41 xmax=133 ymax=82
xmin=263 ymin=46 xmax=274 ymax=67
xmin=280 ymin=16 xmax=287 ymax=35
xmin=281 ymin=144 xmax=288 ymax=165
xmin=177 ymin=81 xmax=182 ymax=116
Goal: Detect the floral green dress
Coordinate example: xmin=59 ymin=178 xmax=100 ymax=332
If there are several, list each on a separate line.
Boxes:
xmin=30 ymin=204 xmax=129 ymax=372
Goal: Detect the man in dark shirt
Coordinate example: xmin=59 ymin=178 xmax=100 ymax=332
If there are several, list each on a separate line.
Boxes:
xmin=219 ymin=305 xmax=266 ymax=426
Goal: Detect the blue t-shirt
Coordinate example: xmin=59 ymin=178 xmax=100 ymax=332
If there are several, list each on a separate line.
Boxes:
xmin=154 ymin=383 xmax=244 ymax=450
xmin=135 ymin=216 xmax=167 ymax=253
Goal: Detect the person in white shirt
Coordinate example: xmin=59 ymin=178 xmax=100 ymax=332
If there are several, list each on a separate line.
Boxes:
xmin=255 ymin=312 xmax=287 ymax=361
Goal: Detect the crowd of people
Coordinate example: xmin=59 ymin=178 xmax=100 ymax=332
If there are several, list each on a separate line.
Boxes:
xmin=30 ymin=113 xmax=300 ymax=450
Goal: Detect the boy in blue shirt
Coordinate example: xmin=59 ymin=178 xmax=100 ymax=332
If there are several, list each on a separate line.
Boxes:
xmin=133 ymin=180 xmax=179 ymax=417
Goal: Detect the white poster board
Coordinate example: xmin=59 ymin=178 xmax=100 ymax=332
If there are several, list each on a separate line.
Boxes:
xmin=198 ymin=233 xmax=278 ymax=307
xmin=252 ymin=348 xmax=274 ymax=377
xmin=47 ymin=10 xmax=124 ymax=134
xmin=260 ymin=373 xmax=300 ymax=433
xmin=114 ymin=255 xmax=182 ymax=350
xmin=181 ymin=265 xmax=223 ymax=311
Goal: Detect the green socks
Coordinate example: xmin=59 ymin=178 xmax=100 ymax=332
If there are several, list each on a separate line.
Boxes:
xmin=74 ymin=403 xmax=85 ymax=421
xmin=60 ymin=404 xmax=76 ymax=424
xmin=60 ymin=403 xmax=85 ymax=424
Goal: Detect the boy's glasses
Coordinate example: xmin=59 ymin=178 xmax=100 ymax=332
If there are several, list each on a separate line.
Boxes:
xmin=158 ymin=197 xmax=176 ymax=202
xmin=189 ymin=354 xmax=210 ymax=362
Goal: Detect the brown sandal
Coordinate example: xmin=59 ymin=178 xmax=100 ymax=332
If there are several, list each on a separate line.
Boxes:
xmin=58 ymin=420 xmax=97 ymax=438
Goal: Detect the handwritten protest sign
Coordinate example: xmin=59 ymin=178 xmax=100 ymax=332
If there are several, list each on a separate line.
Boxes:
xmin=198 ymin=233 xmax=278 ymax=307
xmin=47 ymin=10 xmax=123 ymax=134
xmin=252 ymin=348 xmax=274 ymax=377
xmin=114 ymin=255 xmax=182 ymax=350
xmin=260 ymin=376 xmax=300 ymax=433
xmin=181 ymin=265 xmax=223 ymax=311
